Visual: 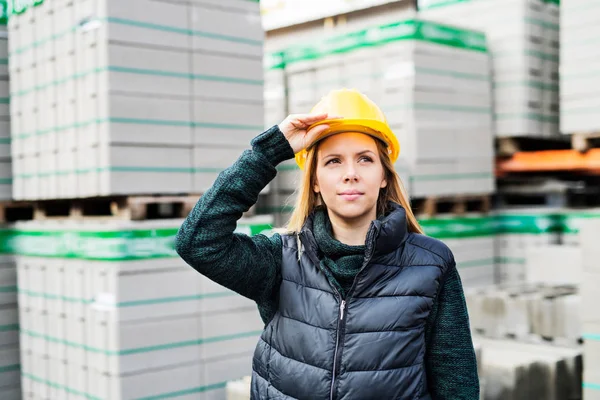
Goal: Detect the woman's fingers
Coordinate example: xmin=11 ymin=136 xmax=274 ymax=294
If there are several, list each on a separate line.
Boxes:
xmin=305 ymin=124 xmax=330 ymax=145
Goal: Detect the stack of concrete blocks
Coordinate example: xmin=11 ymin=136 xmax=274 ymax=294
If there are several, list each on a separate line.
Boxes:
xmin=0 ymin=7 xmax=9 ymax=201
xmin=494 ymin=208 xmax=563 ymax=284
xmin=466 ymin=284 xmax=581 ymax=343
xmin=264 ymin=18 xmax=495 ymax=225
xmin=419 ymin=214 xmax=496 ymax=287
xmin=7 ymin=0 xmax=265 ymax=199
xmin=418 ymin=0 xmax=561 ymax=138
xmin=0 ymin=225 xmax=20 ymax=400
xmin=559 ymin=208 xmax=600 ymax=246
xmin=580 ymin=219 xmax=600 ymax=399
xmin=560 ymin=0 xmax=600 ymax=134
xmin=226 ymin=376 xmax=251 ymax=400
xmin=12 ymin=216 xmax=271 ymax=400
xmin=474 ymin=337 xmax=582 ymax=400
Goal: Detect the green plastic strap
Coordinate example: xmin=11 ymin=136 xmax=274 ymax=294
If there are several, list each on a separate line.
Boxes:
xmin=21 ymin=372 xmax=228 ymax=400
xmin=20 ymin=328 xmax=263 ymax=356
xmin=0 ymin=1 xmax=7 ymax=25
xmin=419 ymin=216 xmax=496 ymax=238
xmin=282 ymin=19 xmax=486 ymax=66
xmin=7 ymin=0 xmax=43 ymax=16
xmin=0 ymin=223 xmax=272 ymax=259
xmin=584 ymin=382 xmax=600 ymax=391
xmin=0 ymin=363 xmax=19 ymax=373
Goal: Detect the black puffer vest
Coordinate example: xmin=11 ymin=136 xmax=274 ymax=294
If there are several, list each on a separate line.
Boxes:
xmin=251 ymin=203 xmax=452 ymax=399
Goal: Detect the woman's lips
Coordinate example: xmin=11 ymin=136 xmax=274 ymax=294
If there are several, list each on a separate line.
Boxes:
xmin=339 ymin=192 xmax=363 ymax=201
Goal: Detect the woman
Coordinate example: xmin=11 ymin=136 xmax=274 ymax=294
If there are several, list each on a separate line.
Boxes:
xmin=175 ymin=89 xmax=479 ymax=399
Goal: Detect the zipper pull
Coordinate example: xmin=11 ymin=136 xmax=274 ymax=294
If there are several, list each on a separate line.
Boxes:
xmin=340 ymin=300 xmax=346 ymax=321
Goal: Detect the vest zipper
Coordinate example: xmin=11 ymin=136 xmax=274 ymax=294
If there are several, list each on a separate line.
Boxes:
xmin=330 ymin=299 xmax=346 ymax=400
xmin=329 ymin=223 xmax=379 ymax=400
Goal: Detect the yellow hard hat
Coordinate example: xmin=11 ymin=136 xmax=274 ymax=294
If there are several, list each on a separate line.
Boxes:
xmin=295 ymin=88 xmax=400 ymax=170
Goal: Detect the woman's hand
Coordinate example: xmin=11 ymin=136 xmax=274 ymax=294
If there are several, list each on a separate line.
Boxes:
xmin=278 ymin=113 xmax=338 ymax=154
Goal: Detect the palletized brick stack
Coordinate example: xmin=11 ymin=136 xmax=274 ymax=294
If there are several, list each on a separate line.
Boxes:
xmin=560 ymin=0 xmax=600 ymax=135
xmin=0 ymin=3 xmax=11 ymax=200
xmin=418 ymin=0 xmax=560 ymax=138
xmin=10 ymin=216 xmax=271 ymax=400
xmin=8 ymin=0 xmax=265 ymax=199
xmin=580 ymin=219 xmax=600 ymax=399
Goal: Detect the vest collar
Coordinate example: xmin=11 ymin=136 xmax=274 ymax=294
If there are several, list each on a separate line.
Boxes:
xmin=300 ymin=201 xmax=409 ymax=258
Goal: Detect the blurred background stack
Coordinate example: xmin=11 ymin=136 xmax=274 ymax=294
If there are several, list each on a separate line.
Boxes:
xmin=0 ymin=0 xmax=599 ymax=399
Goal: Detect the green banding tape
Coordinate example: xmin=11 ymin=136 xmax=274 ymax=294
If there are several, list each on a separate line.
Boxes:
xmin=280 ymin=19 xmax=486 ymax=66
xmin=21 ymin=372 xmax=228 ymax=400
xmin=0 ymin=138 xmax=8 ymax=144
xmin=9 ymin=15 xmax=260 ymax=56
xmin=495 ymin=214 xmax=563 ymax=235
xmin=20 ymin=329 xmax=263 ymax=356
xmin=495 ymin=257 xmax=526 ymax=265
xmin=17 ymin=289 xmax=237 ymax=307
xmin=0 ymin=97 xmax=9 ymax=104
xmin=21 ymin=373 xmax=102 ymax=400
xmin=0 ymin=223 xmax=271 ymax=258
xmin=10 ymin=65 xmax=262 ymax=99
xmin=0 ymin=323 xmax=18 ymax=332
xmin=106 ymin=17 xmax=262 ymax=46
xmin=0 ymin=285 xmax=16 ymax=293
xmin=18 ymin=289 xmax=93 ymax=304
xmin=12 ymin=117 xmax=263 ymax=140
xmin=0 ymin=178 xmax=12 ymax=185
xmin=0 ymin=364 xmax=19 ymax=374
xmin=561 ymin=212 xmax=600 ymax=234
xmin=0 ymin=58 xmax=7 ymax=65
xmin=419 ymin=217 xmax=497 ymax=238
xmin=584 ymin=382 xmax=600 ymax=391
xmin=583 ymin=333 xmax=600 ymax=341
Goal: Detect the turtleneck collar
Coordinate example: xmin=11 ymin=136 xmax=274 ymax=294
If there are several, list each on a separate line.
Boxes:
xmin=301 ymin=201 xmax=409 ymax=257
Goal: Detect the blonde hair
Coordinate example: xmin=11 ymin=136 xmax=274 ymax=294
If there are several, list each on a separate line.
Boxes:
xmin=285 ymin=137 xmax=424 ymax=234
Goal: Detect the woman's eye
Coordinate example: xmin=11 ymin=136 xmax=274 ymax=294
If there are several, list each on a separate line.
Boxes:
xmin=325 ymin=158 xmax=340 ymax=165
xmin=360 ymin=156 xmax=373 ymax=163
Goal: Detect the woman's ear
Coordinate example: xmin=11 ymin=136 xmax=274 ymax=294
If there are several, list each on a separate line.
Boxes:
xmin=380 ymin=178 xmax=387 ymax=189
xmin=314 ymin=180 xmax=320 ymax=193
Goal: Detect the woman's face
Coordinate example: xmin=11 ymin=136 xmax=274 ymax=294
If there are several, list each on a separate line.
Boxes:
xmin=314 ymin=132 xmax=387 ymax=220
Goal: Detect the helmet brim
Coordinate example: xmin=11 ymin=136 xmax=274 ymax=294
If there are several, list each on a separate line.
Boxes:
xmin=294 ymin=119 xmax=400 ymax=170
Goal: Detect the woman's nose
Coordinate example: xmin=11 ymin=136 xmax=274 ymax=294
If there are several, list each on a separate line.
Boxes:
xmin=343 ymin=167 xmax=359 ymax=182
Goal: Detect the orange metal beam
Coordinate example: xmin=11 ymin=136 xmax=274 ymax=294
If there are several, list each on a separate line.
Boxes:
xmin=496 ymin=149 xmax=600 ymax=174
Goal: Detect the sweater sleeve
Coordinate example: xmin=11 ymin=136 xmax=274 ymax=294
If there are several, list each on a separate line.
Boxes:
xmin=174 ymin=125 xmax=295 ymax=321
xmin=424 ymin=260 xmax=480 ymax=399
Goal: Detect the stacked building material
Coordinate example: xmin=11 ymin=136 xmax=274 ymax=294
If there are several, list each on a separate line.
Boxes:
xmin=7 ymin=0 xmax=264 ymax=199
xmin=420 ymin=214 xmax=496 ymax=287
xmin=0 ymin=9 xmax=9 ymax=200
xmin=10 ymin=216 xmax=270 ymax=400
xmin=494 ymin=208 xmax=563 ymax=284
xmin=560 ymin=0 xmax=600 ymax=134
xmin=474 ymin=337 xmax=582 ymax=400
xmin=580 ymin=219 xmax=600 ymax=399
xmin=262 ymin=18 xmax=495 ymax=225
xmin=0 ymin=226 xmax=19 ymax=400
xmin=466 ymin=284 xmax=581 ymax=342
xmin=419 ymin=0 xmax=561 ymax=137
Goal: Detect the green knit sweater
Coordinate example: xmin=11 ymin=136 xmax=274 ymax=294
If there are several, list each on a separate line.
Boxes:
xmin=175 ymin=125 xmax=480 ymax=399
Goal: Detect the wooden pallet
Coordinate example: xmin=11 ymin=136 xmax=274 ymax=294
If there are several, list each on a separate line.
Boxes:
xmin=0 ymin=195 xmax=201 ymax=222
xmin=411 ymin=194 xmax=491 ymax=217
xmin=570 ymin=131 xmax=600 ymax=152
xmin=496 ymin=136 xmax=570 ymax=157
